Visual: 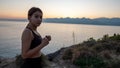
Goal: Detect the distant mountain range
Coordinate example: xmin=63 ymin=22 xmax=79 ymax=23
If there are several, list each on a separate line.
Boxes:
xmin=43 ymin=17 xmax=120 ymax=26
xmin=0 ymin=17 xmax=120 ymax=26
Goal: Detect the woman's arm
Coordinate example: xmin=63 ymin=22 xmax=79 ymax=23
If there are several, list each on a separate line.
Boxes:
xmin=21 ymin=29 xmax=49 ymax=59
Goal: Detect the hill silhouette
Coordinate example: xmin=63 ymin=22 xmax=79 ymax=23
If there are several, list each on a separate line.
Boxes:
xmin=43 ymin=17 xmax=120 ymax=26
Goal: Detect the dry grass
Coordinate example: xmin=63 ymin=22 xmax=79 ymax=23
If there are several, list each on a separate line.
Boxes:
xmin=62 ymin=34 xmax=120 ymax=68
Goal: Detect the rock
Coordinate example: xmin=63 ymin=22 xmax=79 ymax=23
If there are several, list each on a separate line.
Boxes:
xmin=0 ymin=57 xmax=16 ymax=68
xmin=47 ymin=48 xmax=65 ymax=61
xmin=46 ymin=47 xmax=79 ymax=68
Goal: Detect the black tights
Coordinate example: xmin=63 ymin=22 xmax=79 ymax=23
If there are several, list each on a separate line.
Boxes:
xmin=21 ymin=57 xmax=42 ymax=68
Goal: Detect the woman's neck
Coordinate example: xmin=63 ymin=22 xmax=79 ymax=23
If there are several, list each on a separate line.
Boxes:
xmin=27 ymin=23 xmax=37 ymax=31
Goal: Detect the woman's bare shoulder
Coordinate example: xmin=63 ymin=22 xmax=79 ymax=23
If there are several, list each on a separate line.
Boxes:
xmin=22 ymin=28 xmax=33 ymax=40
xmin=23 ymin=28 xmax=32 ymax=35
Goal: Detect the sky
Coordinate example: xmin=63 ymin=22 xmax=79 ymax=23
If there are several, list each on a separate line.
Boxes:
xmin=0 ymin=0 xmax=120 ymax=19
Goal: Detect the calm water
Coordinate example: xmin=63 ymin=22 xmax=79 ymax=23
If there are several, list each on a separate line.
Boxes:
xmin=0 ymin=21 xmax=120 ymax=58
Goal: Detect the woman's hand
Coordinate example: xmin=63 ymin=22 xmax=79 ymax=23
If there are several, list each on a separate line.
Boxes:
xmin=40 ymin=35 xmax=51 ymax=48
xmin=41 ymin=37 xmax=49 ymax=47
xmin=45 ymin=35 xmax=51 ymax=41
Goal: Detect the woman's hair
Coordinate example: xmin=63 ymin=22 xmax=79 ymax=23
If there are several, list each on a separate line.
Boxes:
xmin=28 ymin=7 xmax=43 ymax=20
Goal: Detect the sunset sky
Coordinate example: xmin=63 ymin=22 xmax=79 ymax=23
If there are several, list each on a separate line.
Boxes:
xmin=0 ymin=0 xmax=120 ymax=19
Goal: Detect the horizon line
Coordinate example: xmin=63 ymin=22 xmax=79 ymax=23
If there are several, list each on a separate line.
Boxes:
xmin=0 ymin=17 xmax=120 ymax=19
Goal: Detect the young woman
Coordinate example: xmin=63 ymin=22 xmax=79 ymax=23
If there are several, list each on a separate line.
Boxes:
xmin=21 ymin=7 xmax=51 ymax=68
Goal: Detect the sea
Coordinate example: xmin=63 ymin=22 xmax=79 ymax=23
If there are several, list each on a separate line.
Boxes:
xmin=0 ymin=20 xmax=120 ymax=58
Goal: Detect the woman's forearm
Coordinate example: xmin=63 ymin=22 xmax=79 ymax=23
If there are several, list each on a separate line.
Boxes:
xmin=22 ymin=43 xmax=45 ymax=58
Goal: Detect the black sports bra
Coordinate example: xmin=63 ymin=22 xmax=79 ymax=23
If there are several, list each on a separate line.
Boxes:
xmin=26 ymin=27 xmax=42 ymax=49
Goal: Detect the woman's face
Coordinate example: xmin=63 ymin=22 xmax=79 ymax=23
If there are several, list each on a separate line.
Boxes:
xmin=29 ymin=11 xmax=43 ymax=27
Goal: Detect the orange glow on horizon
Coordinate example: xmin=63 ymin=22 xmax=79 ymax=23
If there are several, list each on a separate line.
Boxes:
xmin=0 ymin=14 xmax=120 ymax=19
xmin=0 ymin=10 xmax=120 ymax=19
